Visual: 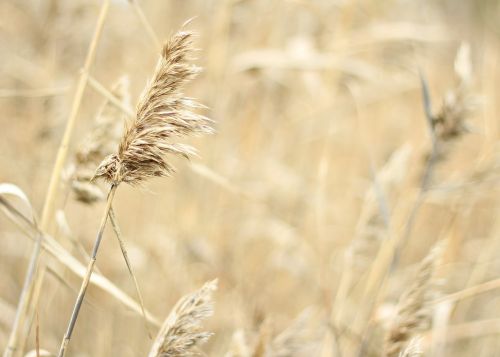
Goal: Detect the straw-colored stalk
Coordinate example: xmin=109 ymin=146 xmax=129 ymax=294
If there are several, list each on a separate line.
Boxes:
xmin=57 ymin=29 xmax=212 ymax=357
xmin=68 ymin=75 xmax=154 ymax=335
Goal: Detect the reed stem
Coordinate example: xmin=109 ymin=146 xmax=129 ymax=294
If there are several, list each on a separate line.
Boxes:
xmin=57 ymin=184 xmax=117 ymax=357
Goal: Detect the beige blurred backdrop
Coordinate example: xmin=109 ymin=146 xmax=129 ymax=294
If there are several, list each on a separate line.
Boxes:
xmin=1 ymin=0 xmax=499 ymax=356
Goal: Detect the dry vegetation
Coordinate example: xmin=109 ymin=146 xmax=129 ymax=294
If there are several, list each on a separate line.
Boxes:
xmin=0 ymin=0 xmax=499 ymax=356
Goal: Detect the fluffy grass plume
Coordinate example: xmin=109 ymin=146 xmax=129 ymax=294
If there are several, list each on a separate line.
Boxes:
xmin=384 ymin=243 xmax=444 ymax=357
xmin=95 ymin=30 xmax=213 ymax=185
xmin=398 ymin=337 xmax=423 ymax=357
xmin=58 ymin=28 xmax=213 ymax=357
xmin=432 ymin=43 xmax=477 ymax=143
xmin=147 ymin=280 xmax=217 ymax=357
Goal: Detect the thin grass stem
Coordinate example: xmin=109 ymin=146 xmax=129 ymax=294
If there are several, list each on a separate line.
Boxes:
xmin=108 ymin=206 xmax=153 ymax=339
xmin=57 ymin=184 xmax=117 ymax=357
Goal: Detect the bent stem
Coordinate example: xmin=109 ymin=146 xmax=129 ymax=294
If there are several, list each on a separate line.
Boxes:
xmin=58 ymin=184 xmax=117 ymax=357
xmin=2 ymin=231 xmax=42 ymax=357
xmin=109 ymin=206 xmax=153 ymax=339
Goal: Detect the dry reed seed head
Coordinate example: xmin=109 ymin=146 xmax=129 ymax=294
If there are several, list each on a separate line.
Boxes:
xmin=384 ymin=242 xmax=444 ymax=357
xmin=431 ymin=43 xmax=478 ymax=143
xmin=398 ymin=337 xmax=423 ymax=357
xmin=432 ymin=88 xmax=476 ymax=142
xmin=72 ymin=76 xmax=130 ymax=203
xmin=94 ymin=30 xmax=213 ymax=185
xmin=148 ymin=279 xmax=217 ymax=357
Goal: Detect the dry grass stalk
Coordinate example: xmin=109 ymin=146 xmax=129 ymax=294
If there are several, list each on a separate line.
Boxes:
xmin=384 ymin=242 xmax=444 ymax=357
xmin=67 ymin=77 xmax=156 ymax=334
xmin=70 ymin=76 xmax=150 ymax=336
xmin=147 ymin=280 xmax=217 ymax=357
xmin=94 ymin=30 xmax=213 ymax=185
xmin=108 ymin=206 xmax=152 ymax=338
xmin=58 ymin=27 xmax=212 ymax=357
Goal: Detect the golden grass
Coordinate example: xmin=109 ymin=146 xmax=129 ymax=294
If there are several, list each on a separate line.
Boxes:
xmin=0 ymin=1 xmax=499 ymax=356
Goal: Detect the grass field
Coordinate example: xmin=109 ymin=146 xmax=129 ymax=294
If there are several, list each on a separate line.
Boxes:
xmin=1 ymin=0 xmax=499 ymax=356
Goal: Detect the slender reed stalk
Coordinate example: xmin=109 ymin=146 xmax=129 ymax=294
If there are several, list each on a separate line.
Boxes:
xmin=128 ymin=0 xmax=161 ymax=49
xmin=395 ymin=43 xmax=477 ymax=266
xmin=1 ymin=232 xmax=41 ymax=357
xmin=108 ymin=206 xmax=152 ymax=339
xmin=67 ymin=75 xmax=153 ymax=336
xmin=57 ymin=28 xmax=212 ymax=356
xmin=58 ymin=185 xmax=116 ymax=357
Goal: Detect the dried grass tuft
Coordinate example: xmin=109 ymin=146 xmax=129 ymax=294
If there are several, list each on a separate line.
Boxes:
xmin=398 ymin=337 xmax=423 ymax=357
xmin=432 ymin=43 xmax=478 ymax=144
xmin=384 ymin=242 xmax=444 ymax=357
xmin=147 ymin=279 xmax=217 ymax=357
xmin=94 ymin=30 xmax=213 ymax=185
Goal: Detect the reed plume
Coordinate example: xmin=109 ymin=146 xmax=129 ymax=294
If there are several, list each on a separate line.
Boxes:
xmin=94 ymin=30 xmax=212 ymax=185
xmin=431 ymin=43 xmax=476 ymax=144
xmin=398 ymin=337 xmax=423 ymax=357
xmin=147 ymin=280 xmax=217 ymax=357
xmin=58 ymin=28 xmax=212 ymax=357
xmin=384 ymin=242 xmax=443 ymax=357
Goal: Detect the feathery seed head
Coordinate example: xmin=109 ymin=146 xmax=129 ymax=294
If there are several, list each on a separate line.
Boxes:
xmin=432 ymin=43 xmax=477 ymax=143
xmin=384 ymin=242 xmax=444 ymax=357
xmin=398 ymin=338 xmax=423 ymax=357
xmin=148 ymin=279 xmax=217 ymax=357
xmin=94 ymin=30 xmax=212 ymax=185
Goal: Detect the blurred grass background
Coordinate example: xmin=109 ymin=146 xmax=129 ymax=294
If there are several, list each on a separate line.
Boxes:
xmin=0 ymin=0 xmax=499 ymax=356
